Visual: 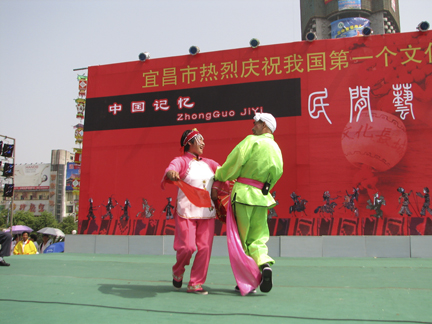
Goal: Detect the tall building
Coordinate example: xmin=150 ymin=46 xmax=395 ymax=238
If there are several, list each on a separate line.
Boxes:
xmin=300 ymin=0 xmax=400 ymax=40
xmin=50 ymin=150 xmax=75 ymax=221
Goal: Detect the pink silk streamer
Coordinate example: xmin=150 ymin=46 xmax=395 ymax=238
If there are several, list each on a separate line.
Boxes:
xmin=226 ymin=199 xmax=261 ymax=296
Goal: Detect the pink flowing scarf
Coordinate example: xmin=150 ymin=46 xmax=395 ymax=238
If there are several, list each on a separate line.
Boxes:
xmin=226 ymin=199 xmax=261 ymax=296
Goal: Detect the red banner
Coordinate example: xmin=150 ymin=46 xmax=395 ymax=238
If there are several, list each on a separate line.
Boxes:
xmin=79 ymin=31 xmax=432 ymax=236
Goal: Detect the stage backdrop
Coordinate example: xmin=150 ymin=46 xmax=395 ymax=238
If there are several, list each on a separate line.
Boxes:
xmin=79 ymin=30 xmax=432 ymax=236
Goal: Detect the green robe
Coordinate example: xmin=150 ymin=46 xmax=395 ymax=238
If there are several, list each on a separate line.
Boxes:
xmin=215 ymin=133 xmax=283 ymax=207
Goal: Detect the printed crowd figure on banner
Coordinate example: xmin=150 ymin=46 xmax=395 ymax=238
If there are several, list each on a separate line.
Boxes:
xmin=215 ymin=113 xmax=284 ymax=294
xmin=161 ymin=128 xmax=224 ymax=295
xmin=101 ymin=196 xmax=118 ymax=220
xmin=314 ymin=191 xmax=339 ymax=216
xmin=397 ymin=188 xmax=412 ymax=216
xmin=342 ymin=187 xmax=360 ymax=217
xmin=162 ymin=197 xmax=175 ymax=220
xmin=136 ymin=198 xmax=155 ymax=218
xmin=416 ymin=187 xmax=432 ymax=216
xmin=87 ymin=198 xmax=98 ymax=220
xmin=267 ymin=192 xmax=278 ymax=219
xmin=366 ymin=192 xmax=386 ymax=218
xmin=289 ymin=192 xmax=308 ymax=216
xmin=120 ymin=199 xmax=131 ymax=221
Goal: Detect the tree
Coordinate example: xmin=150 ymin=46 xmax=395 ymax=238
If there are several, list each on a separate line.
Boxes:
xmin=58 ymin=216 xmax=77 ymax=235
xmin=34 ymin=212 xmax=58 ymax=232
xmin=0 ymin=207 xmax=8 ymax=228
xmin=12 ymin=211 xmax=36 ymax=230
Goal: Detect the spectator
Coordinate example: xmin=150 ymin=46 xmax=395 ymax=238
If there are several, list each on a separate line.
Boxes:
xmin=39 ymin=234 xmax=52 ymax=254
xmin=30 ymin=234 xmax=40 ymax=253
xmin=10 ymin=234 xmax=20 ymax=255
xmin=13 ymin=231 xmax=37 ymax=255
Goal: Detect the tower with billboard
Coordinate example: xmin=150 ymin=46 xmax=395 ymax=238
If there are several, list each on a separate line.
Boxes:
xmin=300 ymin=0 xmax=400 ymax=40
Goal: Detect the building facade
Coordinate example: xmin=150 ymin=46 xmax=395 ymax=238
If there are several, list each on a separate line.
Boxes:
xmin=50 ymin=150 xmax=76 ymax=221
xmin=300 ymin=0 xmax=400 ymax=40
xmin=1 ymin=149 xmax=77 ymax=222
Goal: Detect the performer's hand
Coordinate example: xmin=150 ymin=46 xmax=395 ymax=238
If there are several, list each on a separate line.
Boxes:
xmin=167 ymin=170 xmax=180 ymax=181
xmin=211 ymin=188 xmax=218 ymax=201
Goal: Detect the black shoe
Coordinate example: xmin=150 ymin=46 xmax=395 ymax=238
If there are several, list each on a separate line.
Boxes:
xmin=0 ymin=260 xmax=10 ymax=267
xmin=173 ymin=279 xmax=182 ymax=289
xmin=259 ymin=263 xmax=270 ymax=271
xmin=260 ymin=266 xmax=272 ymax=293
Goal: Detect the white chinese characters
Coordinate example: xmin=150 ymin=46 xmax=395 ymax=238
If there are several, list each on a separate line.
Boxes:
xmin=349 ymin=86 xmax=373 ymax=123
xmin=108 ymin=103 xmax=122 ymax=115
xmin=131 ymin=101 xmax=145 ymax=113
xmin=308 ymin=88 xmax=332 ymax=124
xmin=392 ymin=84 xmax=415 ymax=120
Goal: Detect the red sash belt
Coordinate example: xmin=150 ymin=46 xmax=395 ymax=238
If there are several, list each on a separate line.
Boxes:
xmin=237 ymin=177 xmax=264 ymax=189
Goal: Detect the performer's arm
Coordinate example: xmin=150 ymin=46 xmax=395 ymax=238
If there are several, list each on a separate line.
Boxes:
xmin=215 ymin=139 xmax=248 ymax=181
xmin=161 ymin=157 xmax=186 ymax=189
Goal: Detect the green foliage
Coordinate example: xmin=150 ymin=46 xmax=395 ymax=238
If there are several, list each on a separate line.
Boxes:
xmin=12 ymin=211 xmax=36 ymax=230
xmin=0 ymin=207 xmax=8 ymax=228
xmin=34 ymin=212 xmax=58 ymax=231
xmin=58 ymin=216 xmax=77 ymax=235
xmin=11 ymin=211 xmax=57 ymax=232
xmin=1 ymin=209 xmax=76 ymax=238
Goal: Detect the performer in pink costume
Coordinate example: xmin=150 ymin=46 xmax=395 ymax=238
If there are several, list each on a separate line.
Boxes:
xmin=161 ymin=129 xmax=223 ymax=295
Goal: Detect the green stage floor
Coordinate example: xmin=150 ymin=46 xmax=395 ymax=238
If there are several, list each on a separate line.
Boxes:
xmin=1 ymin=254 xmax=431 ymax=324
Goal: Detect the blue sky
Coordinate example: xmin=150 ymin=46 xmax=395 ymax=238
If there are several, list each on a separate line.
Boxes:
xmin=0 ymin=0 xmax=431 ymax=164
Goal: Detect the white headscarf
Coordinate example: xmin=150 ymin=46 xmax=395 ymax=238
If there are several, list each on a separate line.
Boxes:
xmin=254 ymin=113 xmax=277 ymax=133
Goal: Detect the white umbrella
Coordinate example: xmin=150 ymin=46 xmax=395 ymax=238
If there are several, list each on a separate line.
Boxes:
xmin=37 ymin=227 xmax=65 ymax=237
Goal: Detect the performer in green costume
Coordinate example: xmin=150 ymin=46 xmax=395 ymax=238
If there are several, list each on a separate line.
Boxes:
xmin=215 ymin=113 xmax=283 ymax=293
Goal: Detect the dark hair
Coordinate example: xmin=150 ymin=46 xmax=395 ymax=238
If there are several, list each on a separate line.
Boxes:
xmin=22 ymin=231 xmax=29 ymax=235
xmin=180 ymin=130 xmax=195 ymax=152
xmin=30 ymin=234 xmax=38 ymax=240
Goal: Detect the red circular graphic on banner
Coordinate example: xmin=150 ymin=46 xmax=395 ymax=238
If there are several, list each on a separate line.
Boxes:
xmin=341 ymin=110 xmax=408 ymax=172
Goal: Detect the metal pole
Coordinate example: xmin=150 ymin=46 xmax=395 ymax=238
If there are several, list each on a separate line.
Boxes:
xmin=10 ymin=137 xmax=15 ymax=232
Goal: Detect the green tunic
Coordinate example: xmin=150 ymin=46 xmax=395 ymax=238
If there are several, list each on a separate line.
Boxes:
xmin=215 ymin=133 xmax=283 ymax=207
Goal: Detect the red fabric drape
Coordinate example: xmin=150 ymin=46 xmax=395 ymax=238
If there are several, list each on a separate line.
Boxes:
xmin=171 ymin=179 xmax=212 ymax=208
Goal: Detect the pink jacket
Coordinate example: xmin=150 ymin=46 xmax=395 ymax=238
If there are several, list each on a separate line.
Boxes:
xmin=161 ymin=152 xmax=225 ymax=190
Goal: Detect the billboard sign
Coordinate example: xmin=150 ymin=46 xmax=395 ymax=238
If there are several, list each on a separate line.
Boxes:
xmin=14 ymin=164 xmax=50 ymax=190
xmin=79 ymin=30 xmax=432 ymax=236
xmin=338 ymin=0 xmax=361 ymax=10
xmin=331 ymin=17 xmax=370 ymax=38
xmin=66 ymin=162 xmax=80 ymax=191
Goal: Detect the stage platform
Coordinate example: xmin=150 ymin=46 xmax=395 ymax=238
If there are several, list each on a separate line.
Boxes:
xmin=1 ymin=254 xmax=431 ymax=324
xmin=64 ymin=234 xmax=432 ymax=258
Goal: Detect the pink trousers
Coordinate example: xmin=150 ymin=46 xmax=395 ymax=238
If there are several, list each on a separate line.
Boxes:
xmin=172 ymin=214 xmax=215 ymax=288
